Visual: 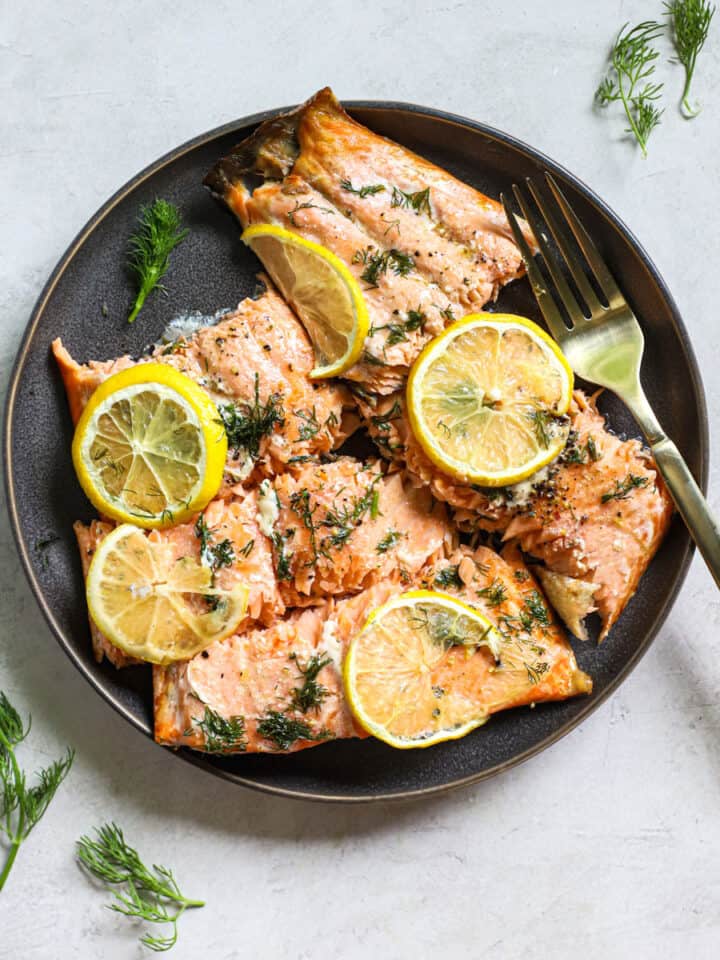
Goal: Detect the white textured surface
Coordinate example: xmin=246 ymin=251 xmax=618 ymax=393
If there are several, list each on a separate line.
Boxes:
xmin=2 ymin=1 xmax=720 ymax=956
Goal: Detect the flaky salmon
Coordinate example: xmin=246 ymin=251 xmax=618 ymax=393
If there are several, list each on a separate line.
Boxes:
xmin=359 ymin=388 xmax=673 ymax=640
xmin=53 ymin=283 xmax=354 ymax=489
xmin=76 ymin=457 xmax=451 ymax=667
xmin=267 ymin=456 xmax=452 ymax=605
xmin=153 ymin=545 xmax=590 ymax=754
xmin=205 ymin=87 xmax=527 ymax=393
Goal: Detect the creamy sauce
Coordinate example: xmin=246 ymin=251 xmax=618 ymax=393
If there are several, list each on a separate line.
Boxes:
xmin=257 ymin=480 xmax=280 ymax=536
xmin=506 ymin=464 xmax=553 ymax=507
xmin=321 ymin=619 xmax=344 ymax=672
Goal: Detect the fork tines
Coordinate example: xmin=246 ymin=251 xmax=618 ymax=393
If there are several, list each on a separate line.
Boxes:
xmin=501 ymin=174 xmax=624 ymax=341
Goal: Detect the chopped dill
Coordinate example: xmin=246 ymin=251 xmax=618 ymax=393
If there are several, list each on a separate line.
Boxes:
xmin=238 ymin=539 xmax=255 ymax=558
xmin=294 ymin=407 xmax=321 ymax=440
xmin=194 ymin=515 xmax=235 ymax=572
xmin=433 ymin=564 xmax=463 ymax=589
xmin=601 ymin=473 xmax=649 ymax=503
xmin=528 ymin=410 xmax=553 ymax=448
xmin=476 ymin=579 xmax=508 ymax=607
xmin=341 ymin=179 xmax=385 ymax=198
xmin=390 ymin=186 xmax=432 ymax=216
xmin=525 ymin=661 xmax=550 ymax=685
xmin=289 ymin=488 xmax=322 ymax=567
xmin=438 ymin=305 xmax=455 ymax=322
xmin=256 ymin=711 xmax=316 ymax=751
xmin=320 ymin=475 xmax=383 ymax=550
xmin=371 ymin=308 xmax=426 ymax=346
xmin=353 ymin=247 xmax=415 ymax=286
xmin=524 ymin=590 xmax=550 ymax=628
xmin=193 ymin=706 xmax=246 ymax=753
xmin=370 ymin=400 xmax=402 ymax=431
xmin=217 ymin=373 xmax=284 ymax=459
xmin=513 ymin=569 xmax=530 ymax=583
xmin=286 ymin=200 xmax=334 ymax=226
xmin=288 ymin=653 xmax=332 ymax=713
xmin=376 ymin=529 xmax=404 ymax=554
xmin=586 ymin=436 xmax=601 ymax=461
xmin=271 ymin=530 xmax=295 ymax=581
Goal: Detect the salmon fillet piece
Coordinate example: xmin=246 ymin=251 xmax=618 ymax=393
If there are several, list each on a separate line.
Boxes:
xmin=154 ymin=545 xmax=590 ymax=754
xmin=262 ymin=456 xmax=453 ymax=606
xmin=204 ymin=87 xmax=527 ymax=393
xmin=52 ymin=283 xmax=354 ymax=489
xmin=359 ymin=389 xmax=673 ymax=640
xmin=74 ymin=489 xmax=284 ymax=667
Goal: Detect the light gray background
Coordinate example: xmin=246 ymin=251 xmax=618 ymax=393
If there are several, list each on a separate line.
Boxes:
xmin=2 ymin=2 xmax=719 ymax=957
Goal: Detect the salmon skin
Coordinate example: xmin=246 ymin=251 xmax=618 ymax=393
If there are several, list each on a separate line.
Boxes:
xmin=53 ymin=282 xmax=354 ymax=491
xmin=360 ymin=388 xmax=673 ymax=640
xmin=204 ymin=87 xmax=527 ymax=394
xmin=154 ymin=545 xmax=590 ymax=754
xmin=75 ymin=458 xmax=452 ymax=667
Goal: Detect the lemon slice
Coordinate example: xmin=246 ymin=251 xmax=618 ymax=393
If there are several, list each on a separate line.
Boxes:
xmin=344 ymin=589 xmax=503 ymax=749
xmin=242 ymin=224 xmax=369 ymax=378
xmin=407 ymin=313 xmax=573 ymax=486
xmin=72 ymin=364 xmax=227 ymax=529
xmin=86 ymin=524 xmax=248 ymax=664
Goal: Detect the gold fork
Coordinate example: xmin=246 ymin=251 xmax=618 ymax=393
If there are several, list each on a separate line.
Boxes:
xmin=501 ymin=174 xmax=720 ymax=588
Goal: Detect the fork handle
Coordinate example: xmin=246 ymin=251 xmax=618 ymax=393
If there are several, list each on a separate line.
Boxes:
xmin=649 ymin=436 xmax=720 ymax=588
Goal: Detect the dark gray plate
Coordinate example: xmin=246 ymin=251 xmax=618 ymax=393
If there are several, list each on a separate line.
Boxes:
xmin=4 ymin=102 xmax=707 ymax=802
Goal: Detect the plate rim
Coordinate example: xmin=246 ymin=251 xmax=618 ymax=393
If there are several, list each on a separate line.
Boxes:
xmin=4 ymin=99 xmax=708 ymax=803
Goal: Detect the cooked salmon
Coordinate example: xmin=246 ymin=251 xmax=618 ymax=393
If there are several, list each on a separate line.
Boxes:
xmin=359 ymin=389 xmax=673 ymax=640
xmin=53 ymin=283 xmax=354 ymax=489
xmin=76 ymin=456 xmax=451 ymax=666
xmin=153 ymin=546 xmax=590 ymax=754
xmin=204 ymin=87 xmax=527 ymax=393
xmin=267 ymin=456 xmax=452 ymax=605
xmin=75 ymin=487 xmax=284 ymax=667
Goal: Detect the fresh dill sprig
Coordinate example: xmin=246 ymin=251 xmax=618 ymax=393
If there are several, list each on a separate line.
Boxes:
xmin=665 ymin=0 xmax=715 ymax=117
xmin=288 ymin=653 xmax=332 ymax=713
xmin=341 ymin=179 xmax=386 ymax=198
xmin=390 ymin=186 xmax=432 ymax=216
xmin=217 ymin=373 xmax=285 ymax=459
xmin=77 ymin=822 xmax=204 ymax=952
xmin=595 ymin=21 xmax=665 ymax=155
xmin=601 ymin=473 xmax=649 ymax=503
xmin=0 ymin=692 xmax=74 ymax=891
xmin=192 ymin=706 xmax=246 ymax=753
xmin=370 ymin=400 xmax=402 ymax=431
xmin=126 ymin=199 xmax=188 ymax=323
